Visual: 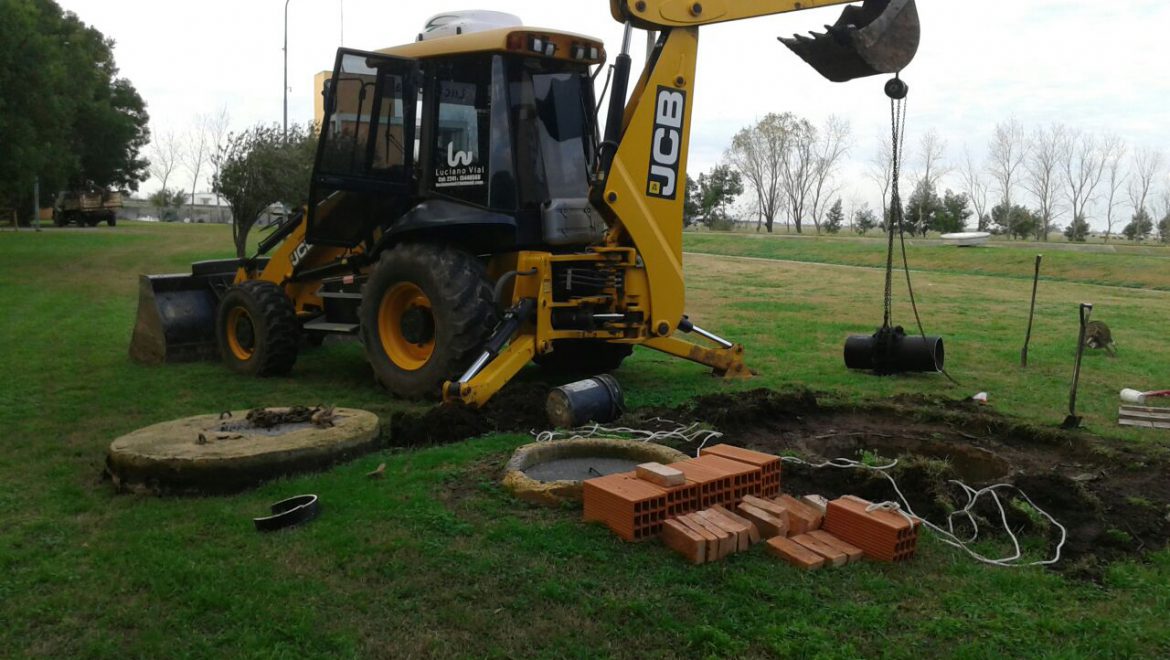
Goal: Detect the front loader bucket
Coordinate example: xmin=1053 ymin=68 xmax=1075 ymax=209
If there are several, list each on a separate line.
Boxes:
xmin=780 ymin=0 xmax=919 ymax=82
xmin=129 ymin=263 xmax=235 ymax=365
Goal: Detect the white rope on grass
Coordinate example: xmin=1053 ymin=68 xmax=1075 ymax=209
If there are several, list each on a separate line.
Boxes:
xmin=780 ymin=455 xmax=1068 ymax=568
xmin=532 ymin=418 xmax=724 ymax=450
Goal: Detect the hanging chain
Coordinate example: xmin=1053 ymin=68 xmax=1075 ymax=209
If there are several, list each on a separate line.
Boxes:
xmin=882 ymin=82 xmax=907 ymax=329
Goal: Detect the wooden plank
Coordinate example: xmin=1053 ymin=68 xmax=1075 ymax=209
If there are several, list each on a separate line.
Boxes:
xmin=1119 ymin=418 xmax=1170 ymax=430
xmin=1118 ymin=407 xmax=1170 ymax=421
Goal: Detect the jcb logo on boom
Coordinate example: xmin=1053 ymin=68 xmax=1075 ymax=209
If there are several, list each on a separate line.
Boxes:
xmin=645 ymin=86 xmax=686 ymax=200
xmin=290 ymin=241 xmax=310 ymax=268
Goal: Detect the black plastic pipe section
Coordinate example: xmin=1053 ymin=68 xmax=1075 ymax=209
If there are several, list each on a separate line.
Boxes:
xmin=844 ymin=326 xmax=944 ymax=374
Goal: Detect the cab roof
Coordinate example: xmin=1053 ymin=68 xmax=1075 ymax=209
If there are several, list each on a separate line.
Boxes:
xmin=376 ymin=26 xmax=606 ymax=65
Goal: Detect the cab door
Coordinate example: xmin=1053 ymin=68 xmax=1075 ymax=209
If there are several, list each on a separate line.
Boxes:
xmin=308 ymin=49 xmax=419 ymax=247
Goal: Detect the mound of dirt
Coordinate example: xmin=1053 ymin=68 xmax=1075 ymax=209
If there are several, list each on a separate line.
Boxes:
xmin=388 ymin=382 xmax=552 ymax=447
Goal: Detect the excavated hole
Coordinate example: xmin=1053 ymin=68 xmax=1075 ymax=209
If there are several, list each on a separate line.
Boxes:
xmin=396 ymin=383 xmax=1170 ymax=578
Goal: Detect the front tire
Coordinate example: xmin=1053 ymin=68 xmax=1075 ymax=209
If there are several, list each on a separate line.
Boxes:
xmin=360 ymin=243 xmax=496 ymax=399
xmin=216 ymin=280 xmax=300 ymax=376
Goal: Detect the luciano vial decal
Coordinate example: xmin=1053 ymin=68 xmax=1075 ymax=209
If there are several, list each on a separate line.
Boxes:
xmin=435 ymin=142 xmax=485 ymax=188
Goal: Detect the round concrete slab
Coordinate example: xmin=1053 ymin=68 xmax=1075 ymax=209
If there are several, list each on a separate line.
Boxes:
xmin=106 ymin=407 xmax=381 ymax=494
xmin=503 ymin=439 xmax=689 ymax=507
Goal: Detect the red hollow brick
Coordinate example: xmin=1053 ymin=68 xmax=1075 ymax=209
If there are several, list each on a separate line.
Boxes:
xmin=710 ymin=504 xmax=761 ymax=545
xmin=736 ymin=502 xmax=788 ymax=539
xmin=662 ymin=519 xmax=706 ymax=564
xmin=700 ymin=444 xmax=782 ymax=497
xmin=791 ymin=533 xmax=847 ymax=567
xmin=766 ymin=536 xmax=825 ymax=570
xmin=807 ymin=530 xmax=864 ymax=564
xmin=774 ymin=494 xmax=823 ymax=533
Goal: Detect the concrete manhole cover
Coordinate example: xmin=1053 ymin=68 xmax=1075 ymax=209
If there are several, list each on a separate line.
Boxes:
xmin=106 ymin=407 xmax=380 ymax=494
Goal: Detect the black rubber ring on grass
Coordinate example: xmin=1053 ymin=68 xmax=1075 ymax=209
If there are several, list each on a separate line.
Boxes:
xmin=253 ymin=494 xmax=320 ymax=532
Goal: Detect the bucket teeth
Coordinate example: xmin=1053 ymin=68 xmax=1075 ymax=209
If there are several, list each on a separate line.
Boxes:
xmin=779 ymin=0 xmax=920 ymax=83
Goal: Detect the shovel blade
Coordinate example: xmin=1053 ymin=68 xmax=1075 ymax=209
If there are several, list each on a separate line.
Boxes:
xmin=129 ymin=262 xmax=236 ymax=365
xmin=780 ymin=0 xmax=920 ymax=82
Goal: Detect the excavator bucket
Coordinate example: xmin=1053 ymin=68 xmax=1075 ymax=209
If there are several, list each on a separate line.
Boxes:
xmin=128 ymin=261 xmax=237 ymax=364
xmin=779 ymin=0 xmax=919 ymax=83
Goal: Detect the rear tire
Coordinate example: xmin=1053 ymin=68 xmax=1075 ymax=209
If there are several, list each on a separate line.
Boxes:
xmin=216 ymin=280 xmax=300 ymax=376
xmin=534 ymin=339 xmax=632 ymax=375
xmin=359 ymin=243 xmax=496 ymax=399
xmin=107 ymin=213 xmax=117 ymax=227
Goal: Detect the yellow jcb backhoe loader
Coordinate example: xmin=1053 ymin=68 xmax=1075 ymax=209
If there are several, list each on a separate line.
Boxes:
xmin=129 ymin=0 xmax=919 ymax=407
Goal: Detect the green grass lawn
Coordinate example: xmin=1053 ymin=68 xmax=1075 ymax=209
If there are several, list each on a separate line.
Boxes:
xmin=2 ymin=222 xmax=1170 ymax=657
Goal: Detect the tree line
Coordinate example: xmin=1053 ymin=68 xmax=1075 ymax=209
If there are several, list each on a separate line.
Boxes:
xmin=687 ymin=112 xmax=1170 ymax=244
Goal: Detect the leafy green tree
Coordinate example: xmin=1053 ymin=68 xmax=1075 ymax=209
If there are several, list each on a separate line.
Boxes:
xmin=1158 ymin=213 xmax=1170 ymax=244
xmin=683 ymin=174 xmax=702 ymax=227
xmin=904 ymin=180 xmax=942 ymax=237
xmin=694 ymin=164 xmax=743 ymax=231
xmin=990 ymin=202 xmax=1039 ymax=240
xmin=0 ymin=0 xmax=149 ymax=219
xmin=935 ymin=190 xmax=972 ymax=234
xmin=824 ymin=198 xmax=844 ymax=234
xmin=1064 ymin=214 xmax=1090 ymax=242
xmin=1123 ymin=208 xmax=1154 ymax=242
xmin=148 ymin=188 xmax=186 ymax=221
xmin=854 ymin=206 xmax=878 ymax=235
xmin=213 ymin=123 xmax=318 ymax=256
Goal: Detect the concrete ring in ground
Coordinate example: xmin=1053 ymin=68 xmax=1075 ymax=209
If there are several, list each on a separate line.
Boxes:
xmin=106 ymin=407 xmax=381 ymax=494
xmin=503 ymin=438 xmax=689 ymax=507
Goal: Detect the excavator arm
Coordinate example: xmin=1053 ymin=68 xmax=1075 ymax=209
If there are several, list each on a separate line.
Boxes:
xmin=591 ymin=0 xmax=918 ymax=380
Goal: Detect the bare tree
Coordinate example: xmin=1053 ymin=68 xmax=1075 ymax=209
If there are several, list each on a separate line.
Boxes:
xmin=779 ymin=116 xmax=818 ymax=233
xmin=1061 ymin=128 xmax=1106 ymax=234
xmin=1127 ymin=147 xmax=1164 ymax=217
xmin=1023 ymin=123 xmax=1066 ymax=240
xmin=808 ymin=115 xmax=851 ymax=233
xmin=866 ymin=132 xmax=894 ymax=231
xmin=726 ymin=113 xmax=793 ymax=233
xmin=1099 ymin=135 xmax=1127 ymax=243
xmin=148 ymin=130 xmax=182 ymax=195
xmin=183 ymin=115 xmax=211 ymax=208
xmin=206 ymin=107 xmax=232 ymax=220
xmin=987 ymin=118 xmax=1027 ymax=212
xmin=959 ymin=146 xmax=990 ymax=231
xmin=909 ymin=128 xmax=948 ymax=233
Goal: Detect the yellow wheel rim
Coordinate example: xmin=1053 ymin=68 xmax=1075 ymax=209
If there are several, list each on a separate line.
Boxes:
xmin=226 ymin=306 xmax=256 ymax=361
xmin=378 ymin=282 xmax=435 ymax=371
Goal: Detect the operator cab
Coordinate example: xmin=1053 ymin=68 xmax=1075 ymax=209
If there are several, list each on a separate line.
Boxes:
xmin=307 ymin=21 xmax=608 ymax=253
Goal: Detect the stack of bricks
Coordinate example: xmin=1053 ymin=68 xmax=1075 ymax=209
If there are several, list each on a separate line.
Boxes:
xmin=823 ymin=494 xmax=921 ymax=562
xmin=581 ymin=445 xmax=920 ymax=569
xmin=582 ymin=446 xmax=771 ymax=541
xmin=660 ymin=505 xmax=759 ymax=564
xmin=582 ymin=470 xmax=698 ymax=541
xmin=699 ymin=444 xmax=781 ymax=497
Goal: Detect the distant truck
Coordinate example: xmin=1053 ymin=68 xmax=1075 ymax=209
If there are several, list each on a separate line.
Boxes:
xmin=54 ymin=190 xmax=121 ymax=227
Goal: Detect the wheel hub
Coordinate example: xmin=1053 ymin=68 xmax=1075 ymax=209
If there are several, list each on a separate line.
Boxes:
xmin=400 ymin=306 xmax=435 ymax=345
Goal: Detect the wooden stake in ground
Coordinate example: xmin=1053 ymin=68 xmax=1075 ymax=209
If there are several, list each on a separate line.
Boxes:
xmin=1021 ymin=254 xmax=1042 ymax=367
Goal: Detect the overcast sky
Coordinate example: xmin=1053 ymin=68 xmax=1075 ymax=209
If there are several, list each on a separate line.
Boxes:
xmin=58 ymin=0 xmax=1170 ymax=228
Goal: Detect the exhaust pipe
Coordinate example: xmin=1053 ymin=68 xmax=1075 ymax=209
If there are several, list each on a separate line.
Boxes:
xmin=779 ymin=0 xmax=920 ymax=82
xmin=844 ymin=325 xmax=943 ymax=374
